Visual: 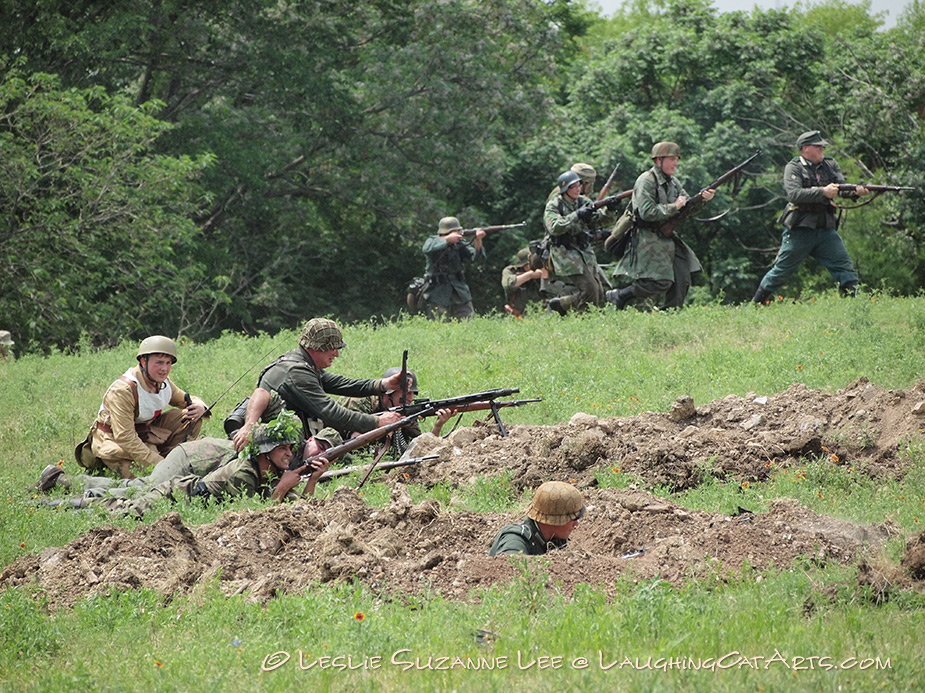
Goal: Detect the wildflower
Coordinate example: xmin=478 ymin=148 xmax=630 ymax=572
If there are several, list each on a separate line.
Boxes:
xmin=611 ymin=466 xmax=620 ymax=474
xmin=797 ymin=365 xmax=803 ymax=370
xmin=741 ymin=481 xmax=750 ymax=490
xmin=154 ymin=660 xmax=163 ymax=667
xmin=354 ymin=612 xmax=365 ymax=622
xmin=830 ymin=454 xmax=839 ymax=463
xmin=57 ymin=460 xmax=64 ymax=467
xmin=20 ymin=543 xmax=25 ymax=548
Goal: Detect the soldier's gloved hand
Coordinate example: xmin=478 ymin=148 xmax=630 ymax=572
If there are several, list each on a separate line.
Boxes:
xmin=605 ymin=197 xmax=621 ymax=211
xmin=577 ymin=205 xmax=595 ymax=222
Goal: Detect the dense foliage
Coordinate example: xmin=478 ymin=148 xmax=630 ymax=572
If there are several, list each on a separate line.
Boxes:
xmin=0 ymin=0 xmax=923 ymax=353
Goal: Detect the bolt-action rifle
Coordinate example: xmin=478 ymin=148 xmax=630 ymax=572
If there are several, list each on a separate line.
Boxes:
xmin=658 ymin=149 xmax=761 ymax=237
xmin=597 ymin=163 xmax=621 ymax=201
xmin=459 ymin=221 xmax=527 ymax=238
xmin=833 ymin=183 xmax=917 ymax=209
xmin=315 ymin=455 xmax=439 ymax=482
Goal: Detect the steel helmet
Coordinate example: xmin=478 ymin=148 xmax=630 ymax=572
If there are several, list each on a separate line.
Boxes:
xmin=437 ymin=216 xmax=462 ymax=235
xmin=136 ymin=335 xmax=178 ymax=363
xmin=382 ymin=366 xmax=419 ymax=394
xmin=650 ymin=141 xmax=682 ymax=159
xmin=570 ymin=163 xmax=597 ymax=183
xmin=299 ymin=318 xmax=346 ymax=352
xmin=249 ymin=411 xmax=303 ymax=455
xmin=527 ymin=481 xmax=585 ymax=525
xmin=557 ymin=171 xmax=582 ymax=193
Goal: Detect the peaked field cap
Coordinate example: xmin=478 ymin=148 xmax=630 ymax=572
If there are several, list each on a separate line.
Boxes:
xmin=796 ymin=130 xmax=828 ymax=148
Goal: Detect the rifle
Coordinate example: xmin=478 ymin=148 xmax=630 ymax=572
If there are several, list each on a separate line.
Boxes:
xmin=288 ymin=408 xmax=435 ymax=472
xmin=583 ymin=189 xmax=633 ymax=212
xmin=313 ymin=455 xmax=439 ymax=482
xmin=836 ymin=184 xmax=916 ymax=193
xmin=597 ymin=163 xmax=621 ymax=201
xmin=390 ymin=388 xmax=533 ymax=437
xmin=459 ymin=221 xmax=526 ymax=238
xmin=659 ymin=149 xmax=761 ymax=237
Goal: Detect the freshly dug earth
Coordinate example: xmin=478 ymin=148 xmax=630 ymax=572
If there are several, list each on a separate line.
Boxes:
xmin=5 ymin=378 xmax=925 ymax=610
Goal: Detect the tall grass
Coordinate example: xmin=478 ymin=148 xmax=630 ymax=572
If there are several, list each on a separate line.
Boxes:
xmin=2 ymin=292 xmax=924 ymax=691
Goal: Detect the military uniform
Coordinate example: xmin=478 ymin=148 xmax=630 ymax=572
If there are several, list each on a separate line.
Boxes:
xmin=421 ymin=233 xmax=483 ymax=320
xmin=489 ymin=517 xmax=569 ymax=556
xmin=756 ymin=153 xmax=860 ymax=295
xmin=613 ymin=165 xmax=704 ymax=309
xmin=543 ymin=193 xmax=615 ymax=312
xmin=257 ymin=347 xmax=384 ymax=437
xmin=501 ymin=250 xmax=544 ymax=316
xmin=90 ymin=364 xmax=202 ymax=477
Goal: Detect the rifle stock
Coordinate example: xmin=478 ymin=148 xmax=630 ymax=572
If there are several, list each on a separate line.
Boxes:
xmin=659 ymin=149 xmax=761 ymax=236
xmin=459 ymin=222 xmax=526 ymax=237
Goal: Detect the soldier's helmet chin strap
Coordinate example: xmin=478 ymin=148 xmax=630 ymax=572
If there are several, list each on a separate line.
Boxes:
xmin=138 ymin=355 xmax=167 ymax=391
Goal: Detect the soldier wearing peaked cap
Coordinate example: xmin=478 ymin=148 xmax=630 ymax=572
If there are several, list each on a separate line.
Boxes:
xmin=489 ymin=481 xmax=585 ymax=556
xmin=751 ymin=130 xmax=866 ymax=303
xmin=77 ymin=336 xmax=208 ymax=479
xmin=421 ymin=216 xmax=486 ymax=321
xmin=228 ymin=318 xmax=408 ymax=451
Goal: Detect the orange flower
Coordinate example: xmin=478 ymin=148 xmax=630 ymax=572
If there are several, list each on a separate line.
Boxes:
xmin=797 ymin=365 xmax=803 ymax=370
xmin=20 ymin=543 xmax=25 ymax=548
xmin=354 ymin=612 xmax=365 ymax=622
xmin=154 ymin=660 xmax=163 ymax=667
xmin=741 ymin=481 xmax=750 ymax=490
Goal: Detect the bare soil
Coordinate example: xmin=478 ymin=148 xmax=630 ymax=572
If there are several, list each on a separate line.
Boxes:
xmin=5 ymin=377 xmax=925 ymax=610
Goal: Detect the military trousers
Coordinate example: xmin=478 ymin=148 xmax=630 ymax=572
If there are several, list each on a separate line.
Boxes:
xmin=559 ymin=262 xmax=604 ymax=313
xmin=759 ymin=226 xmax=859 ymax=293
xmin=627 ymin=241 xmax=694 ymax=309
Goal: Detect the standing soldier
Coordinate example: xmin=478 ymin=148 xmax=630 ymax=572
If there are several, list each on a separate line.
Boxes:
xmin=501 ymin=248 xmax=547 ymax=317
xmin=607 ymin=142 xmax=714 ymax=311
xmin=421 ymin=216 xmax=486 ymax=320
xmin=489 ymin=481 xmax=585 ymax=556
xmin=77 ymin=336 xmax=208 ymax=479
xmin=751 ymin=130 xmax=865 ymax=302
xmin=543 ymin=171 xmax=620 ymax=315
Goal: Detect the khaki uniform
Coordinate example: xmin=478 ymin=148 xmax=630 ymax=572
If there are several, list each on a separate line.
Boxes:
xmin=90 ymin=365 xmax=201 ymax=477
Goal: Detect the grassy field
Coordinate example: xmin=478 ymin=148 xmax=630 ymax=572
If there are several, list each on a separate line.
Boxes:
xmin=2 ymin=292 xmax=925 ymax=691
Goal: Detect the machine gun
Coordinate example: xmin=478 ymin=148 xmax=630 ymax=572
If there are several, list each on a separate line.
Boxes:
xmin=389 ymin=387 xmax=538 ymax=437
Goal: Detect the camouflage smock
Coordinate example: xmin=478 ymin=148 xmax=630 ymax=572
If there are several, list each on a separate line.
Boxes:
xmin=501 ymin=265 xmax=542 ymax=313
xmin=614 ymin=166 xmax=703 ymax=282
xmin=543 ymin=194 xmax=615 ymax=277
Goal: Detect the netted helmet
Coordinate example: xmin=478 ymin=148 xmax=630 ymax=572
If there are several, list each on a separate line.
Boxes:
xmin=136 ymin=335 xmax=178 ymax=363
xmin=383 ymin=366 xmax=419 ymax=394
xmin=650 ymin=141 xmax=681 ymax=159
xmin=247 ymin=410 xmax=303 ymax=456
xmin=313 ymin=427 xmax=343 ymax=449
xmin=299 ymin=318 xmax=346 ymax=352
xmin=526 ymin=481 xmax=585 ymax=525
xmin=437 ymin=216 xmax=462 ymax=235
xmin=557 ymin=170 xmax=581 ymax=193
xmin=570 ymin=163 xmax=597 ymax=183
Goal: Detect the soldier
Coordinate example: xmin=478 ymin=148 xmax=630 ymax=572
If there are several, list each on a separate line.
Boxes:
xmin=607 ymin=142 xmax=714 ymax=311
xmin=501 ymin=248 xmax=547 ymax=317
xmin=489 ymin=481 xmax=585 ymax=556
xmin=421 ymin=216 xmax=486 ymax=320
xmin=546 ymin=162 xmax=598 ymax=202
xmin=543 ymin=171 xmax=620 ymax=315
xmin=752 ymin=130 xmax=865 ymax=302
xmin=77 ymin=336 xmax=208 ymax=479
xmin=42 ymin=414 xmax=337 ymax=515
xmin=227 ymin=318 xmax=405 ymax=451
xmin=0 ymin=330 xmax=13 ymax=361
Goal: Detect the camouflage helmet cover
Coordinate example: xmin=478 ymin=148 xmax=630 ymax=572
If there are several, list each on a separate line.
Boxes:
xmin=513 ymin=247 xmax=530 ymax=267
xmin=312 ymin=427 xmax=343 ymax=449
xmin=299 ymin=318 xmax=346 ymax=352
xmin=383 ymin=366 xmax=419 ymax=394
xmin=570 ymin=162 xmax=597 ymax=183
xmin=137 ymin=335 xmax=178 ymax=363
xmin=527 ymin=481 xmax=585 ymax=525
xmin=557 ymin=170 xmax=582 ymax=193
xmin=650 ymin=141 xmax=682 ymax=159
xmin=437 ymin=216 xmax=462 ymax=235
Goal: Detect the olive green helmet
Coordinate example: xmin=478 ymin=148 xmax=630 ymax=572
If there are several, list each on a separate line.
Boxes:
xmin=299 ymin=318 xmax=346 ymax=352
xmin=382 ymin=366 xmax=419 ymax=394
xmin=650 ymin=141 xmax=682 ymax=159
xmin=437 ymin=216 xmax=462 ymax=235
xmin=136 ymin=335 xmax=178 ymax=363
xmin=557 ymin=170 xmax=581 ymax=193
xmin=527 ymin=481 xmax=585 ymax=525
xmin=570 ymin=163 xmax=597 ymax=184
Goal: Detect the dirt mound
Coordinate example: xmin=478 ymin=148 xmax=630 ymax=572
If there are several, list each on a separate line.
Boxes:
xmin=4 ymin=378 xmax=925 ymax=610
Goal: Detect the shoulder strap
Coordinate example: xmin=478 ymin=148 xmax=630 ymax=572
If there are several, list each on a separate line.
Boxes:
xmin=117 ymin=375 xmax=139 ymax=418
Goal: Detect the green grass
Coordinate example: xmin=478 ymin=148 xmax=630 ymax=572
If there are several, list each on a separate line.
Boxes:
xmin=2 ymin=291 xmax=925 ymax=691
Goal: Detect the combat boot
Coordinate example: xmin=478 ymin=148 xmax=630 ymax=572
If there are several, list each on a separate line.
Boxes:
xmin=605 ymin=287 xmax=634 ymax=310
xmin=840 ymin=281 xmax=859 ymax=297
xmin=751 ymin=287 xmax=773 ymax=304
xmin=546 ymin=297 xmax=567 ymax=316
